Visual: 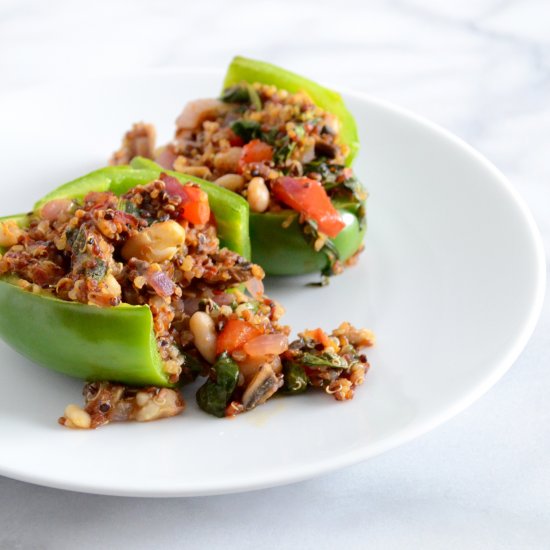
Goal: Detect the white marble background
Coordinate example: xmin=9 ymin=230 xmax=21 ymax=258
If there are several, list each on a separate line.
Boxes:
xmin=0 ymin=0 xmax=549 ymax=548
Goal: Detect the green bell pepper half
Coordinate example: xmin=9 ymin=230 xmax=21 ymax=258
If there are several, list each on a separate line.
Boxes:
xmin=37 ymin=162 xmax=251 ymax=259
xmin=250 ymin=203 xmax=366 ymax=276
xmin=0 ymin=164 xmax=250 ymax=386
xmin=0 ymin=280 xmax=167 ymax=385
xmin=223 ymin=55 xmax=359 ymax=165
xmin=222 ymin=56 xmax=366 ymax=276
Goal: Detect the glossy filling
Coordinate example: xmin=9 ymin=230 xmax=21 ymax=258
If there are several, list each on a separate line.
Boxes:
xmin=0 ymin=178 xmax=373 ymax=429
xmin=111 ymin=82 xmax=367 ymax=275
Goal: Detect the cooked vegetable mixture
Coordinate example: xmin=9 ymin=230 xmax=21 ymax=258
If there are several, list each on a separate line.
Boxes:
xmin=111 ymin=57 xmax=367 ymax=277
xmin=0 ymin=175 xmax=374 ymax=429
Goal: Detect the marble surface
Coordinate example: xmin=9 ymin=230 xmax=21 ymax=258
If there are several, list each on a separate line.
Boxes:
xmin=0 ymin=0 xmax=549 ymax=548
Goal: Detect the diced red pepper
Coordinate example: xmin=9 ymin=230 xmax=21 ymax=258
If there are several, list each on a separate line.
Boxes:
xmin=160 ymin=173 xmax=211 ymax=225
xmin=238 ymin=139 xmax=273 ymax=172
xmin=216 ymin=319 xmax=262 ymax=355
xmin=271 ymin=176 xmax=345 ymax=238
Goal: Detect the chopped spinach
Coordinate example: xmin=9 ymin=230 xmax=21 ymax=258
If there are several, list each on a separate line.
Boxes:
xmin=298 ymin=350 xmax=348 ymax=370
xmin=282 ymin=361 xmax=309 ymax=394
xmin=196 ymin=352 xmax=239 ymax=418
xmin=342 ymin=176 xmax=368 ymax=203
xmin=220 ymin=85 xmax=251 ymax=104
xmin=303 ymin=219 xmax=340 ymax=277
xmin=86 ymin=259 xmax=107 ymax=281
xmin=221 ymin=83 xmax=262 ymax=110
xmin=303 ymin=157 xmax=343 ymax=186
xmin=230 ymin=119 xmax=263 ymax=142
xmin=119 ymin=199 xmax=141 ymax=217
xmin=181 ymin=351 xmax=207 ymax=380
xmin=273 ymin=135 xmax=296 ymax=165
xmin=69 ymin=225 xmax=88 ymax=254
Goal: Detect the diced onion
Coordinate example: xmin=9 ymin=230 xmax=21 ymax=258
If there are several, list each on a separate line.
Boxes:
xmin=245 ymin=277 xmax=264 ymax=298
xmin=243 ymin=334 xmax=288 ymax=357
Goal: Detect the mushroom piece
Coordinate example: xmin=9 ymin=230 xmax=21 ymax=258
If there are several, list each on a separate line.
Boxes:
xmin=314 ymin=137 xmax=338 ymax=159
xmin=241 ymin=363 xmax=283 ymax=411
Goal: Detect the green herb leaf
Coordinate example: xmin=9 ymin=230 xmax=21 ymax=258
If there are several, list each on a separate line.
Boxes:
xmin=181 ymin=351 xmax=207 ymax=378
xmin=87 ymin=259 xmax=107 ymax=281
xmin=342 ymin=176 xmax=368 ymax=203
xmin=221 ymin=83 xmax=262 ymax=110
xmin=299 ymin=351 xmax=348 ymax=369
xmin=220 ymin=85 xmax=250 ymax=104
xmin=196 ymin=352 xmax=239 ymax=417
xmin=282 ymin=361 xmax=309 ymax=394
xmin=303 ymin=219 xmax=340 ymax=277
xmin=262 ymin=127 xmax=279 ymax=146
xmin=119 ymin=199 xmax=141 ymax=217
xmin=273 ymin=136 xmax=296 ymax=165
xmin=230 ymin=119 xmax=262 ymax=142
xmin=304 ymin=158 xmax=342 ymax=186
xmin=69 ymin=225 xmax=88 ymax=254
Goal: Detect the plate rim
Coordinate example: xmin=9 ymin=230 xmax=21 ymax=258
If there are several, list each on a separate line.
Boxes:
xmin=0 ymin=68 xmax=546 ymax=497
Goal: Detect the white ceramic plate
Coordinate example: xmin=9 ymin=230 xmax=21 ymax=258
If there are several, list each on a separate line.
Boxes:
xmin=0 ymin=70 xmax=544 ymax=497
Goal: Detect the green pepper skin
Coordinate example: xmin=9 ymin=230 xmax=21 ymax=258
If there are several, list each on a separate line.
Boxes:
xmin=0 ymin=281 xmax=167 ymax=386
xmin=196 ymin=352 xmax=239 ymax=417
xmin=0 ymin=165 xmax=250 ymax=386
xmin=223 ymin=57 xmax=366 ymax=275
xmin=223 ymin=56 xmax=359 ymax=165
xmin=250 ymin=206 xmax=366 ymax=276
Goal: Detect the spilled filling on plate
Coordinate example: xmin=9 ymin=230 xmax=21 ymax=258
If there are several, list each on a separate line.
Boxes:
xmin=0 ymin=177 xmax=374 ymax=429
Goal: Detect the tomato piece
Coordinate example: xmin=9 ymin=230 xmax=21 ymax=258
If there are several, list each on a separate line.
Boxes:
xmin=238 ymin=139 xmax=273 ymax=172
xmin=216 ymin=319 xmax=262 ymax=355
xmin=303 ymin=328 xmax=335 ymax=350
xmin=182 ymin=201 xmax=209 ymax=226
xmin=271 ymin=177 xmax=345 ymax=238
xmin=227 ymin=130 xmax=244 ymax=147
xmin=179 ymin=186 xmax=210 ymax=225
xmin=160 ymin=173 xmax=211 ymax=225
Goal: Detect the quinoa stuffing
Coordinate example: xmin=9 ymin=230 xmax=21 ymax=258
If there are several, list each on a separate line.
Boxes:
xmin=111 ymin=81 xmax=367 ymax=276
xmin=0 ymin=175 xmax=373 ymax=429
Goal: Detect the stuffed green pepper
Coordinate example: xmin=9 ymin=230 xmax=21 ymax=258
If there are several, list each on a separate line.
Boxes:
xmin=111 ymin=56 xmax=367 ymax=277
xmin=0 ymin=166 xmax=374 ymax=429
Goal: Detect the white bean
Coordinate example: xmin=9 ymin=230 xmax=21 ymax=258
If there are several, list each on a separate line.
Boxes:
xmin=189 ymin=311 xmax=217 ymax=364
xmin=63 ymin=404 xmax=91 ymax=429
xmin=247 ymin=177 xmax=270 ymax=213
xmin=135 ymin=401 xmax=161 ymax=422
xmin=121 ymin=220 xmax=185 ymax=263
xmin=0 ymin=220 xmax=23 ymax=248
xmin=215 ymin=173 xmax=245 ymax=192
xmin=213 ymin=147 xmax=242 ymax=173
